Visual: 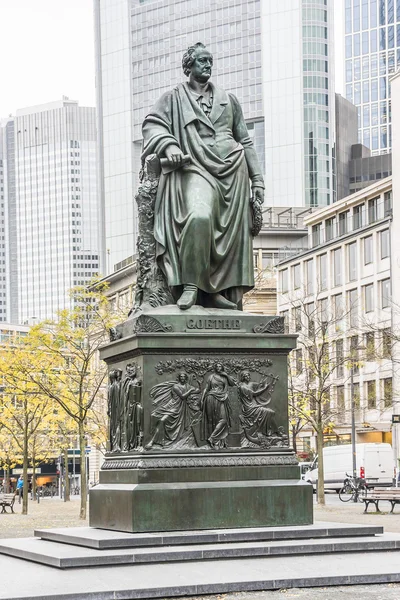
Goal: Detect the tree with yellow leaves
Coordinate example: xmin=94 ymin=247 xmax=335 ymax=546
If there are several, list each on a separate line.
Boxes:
xmin=13 ymin=283 xmax=118 ymax=519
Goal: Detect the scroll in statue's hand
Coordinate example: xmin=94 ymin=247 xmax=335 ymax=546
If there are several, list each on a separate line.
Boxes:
xmin=252 ymin=185 xmax=264 ymax=206
xmin=165 ymin=145 xmax=185 ymax=166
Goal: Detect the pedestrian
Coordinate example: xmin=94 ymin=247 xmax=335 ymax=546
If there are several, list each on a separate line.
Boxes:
xmin=16 ymin=476 xmax=23 ymax=504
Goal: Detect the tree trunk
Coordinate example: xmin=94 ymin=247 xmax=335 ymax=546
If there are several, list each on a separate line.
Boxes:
xmin=292 ymin=425 xmax=297 ymax=453
xmin=32 ymin=459 xmax=36 ymax=500
xmin=316 ymin=428 xmax=325 ymax=505
xmin=63 ymin=447 xmax=70 ymax=502
xmin=22 ymin=425 xmax=29 ymax=515
xmin=79 ymin=423 xmax=87 ymax=519
xmin=5 ymin=466 xmax=10 ymax=493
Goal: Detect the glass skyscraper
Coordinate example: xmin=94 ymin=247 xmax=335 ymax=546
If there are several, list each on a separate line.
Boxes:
xmin=344 ymin=0 xmax=400 ymax=154
xmin=1 ymin=99 xmax=101 ymax=324
xmin=95 ymin=0 xmax=337 ymax=269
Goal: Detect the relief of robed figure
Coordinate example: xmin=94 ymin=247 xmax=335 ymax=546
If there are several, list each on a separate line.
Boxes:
xmin=121 ymin=363 xmax=143 ymax=451
xmin=200 ymin=363 xmax=236 ymax=449
xmin=147 ymin=372 xmax=201 ymax=449
xmin=108 ymin=369 xmax=123 ymax=452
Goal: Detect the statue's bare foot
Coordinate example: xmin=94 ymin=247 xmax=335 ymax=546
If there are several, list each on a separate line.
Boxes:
xmin=177 ymin=285 xmax=198 ymax=310
xmin=210 ymin=293 xmax=237 ymax=310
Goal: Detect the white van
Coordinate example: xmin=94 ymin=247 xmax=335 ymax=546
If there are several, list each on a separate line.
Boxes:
xmin=304 ymin=443 xmax=395 ymax=491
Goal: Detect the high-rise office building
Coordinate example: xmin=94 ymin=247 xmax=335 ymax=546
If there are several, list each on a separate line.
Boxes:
xmin=95 ymin=0 xmax=338 ymax=269
xmin=344 ymin=0 xmax=400 ymax=154
xmin=1 ymin=98 xmax=101 ymax=324
xmin=0 ymin=126 xmax=8 ymax=322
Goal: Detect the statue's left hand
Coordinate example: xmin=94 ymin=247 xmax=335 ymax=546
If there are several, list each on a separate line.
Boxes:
xmin=252 ymin=185 xmax=264 ymax=205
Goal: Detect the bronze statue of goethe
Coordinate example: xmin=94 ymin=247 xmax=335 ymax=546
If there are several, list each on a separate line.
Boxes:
xmin=142 ymin=43 xmax=265 ymax=311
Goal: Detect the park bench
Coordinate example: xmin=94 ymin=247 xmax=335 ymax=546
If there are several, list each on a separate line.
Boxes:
xmin=362 ymin=487 xmax=400 ymax=513
xmin=0 ymin=493 xmax=16 ymax=513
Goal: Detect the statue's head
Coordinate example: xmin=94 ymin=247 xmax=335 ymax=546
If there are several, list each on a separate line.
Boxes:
xmin=215 ymin=362 xmax=224 ymax=373
xmin=126 ymin=363 xmax=136 ymax=377
xmin=178 ymin=372 xmax=188 ymax=384
xmin=182 ymin=42 xmax=213 ymax=82
xmin=116 ymin=368 xmax=123 ymax=381
xmin=240 ymin=371 xmax=251 ymax=383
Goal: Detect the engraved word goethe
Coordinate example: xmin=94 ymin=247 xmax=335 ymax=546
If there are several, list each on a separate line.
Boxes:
xmin=187 ymin=318 xmax=242 ymax=330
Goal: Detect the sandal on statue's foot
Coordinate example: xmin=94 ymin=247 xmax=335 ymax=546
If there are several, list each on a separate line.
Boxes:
xmin=177 ymin=285 xmax=198 ymax=310
xmin=210 ymin=293 xmax=237 ymax=310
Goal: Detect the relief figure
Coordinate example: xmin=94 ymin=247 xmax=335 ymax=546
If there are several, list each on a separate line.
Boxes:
xmin=200 ymin=362 xmax=236 ymax=449
xmin=238 ymin=371 xmax=283 ymax=446
xmin=108 ymin=368 xmax=122 ymax=452
xmin=147 ymin=372 xmax=200 ymax=449
xmin=121 ymin=363 xmax=143 ymax=451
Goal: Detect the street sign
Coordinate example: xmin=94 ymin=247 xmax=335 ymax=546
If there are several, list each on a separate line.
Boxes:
xmin=392 ymin=415 xmax=400 ymax=424
xmin=12 ymin=468 xmax=42 ymax=475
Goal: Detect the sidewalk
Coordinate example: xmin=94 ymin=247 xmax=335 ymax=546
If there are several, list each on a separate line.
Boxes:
xmin=1 ymin=493 xmax=400 ymax=599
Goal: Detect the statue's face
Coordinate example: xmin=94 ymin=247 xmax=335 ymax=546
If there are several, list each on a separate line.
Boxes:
xmin=242 ymin=372 xmax=250 ymax=383
xmin=126 ymin=364 xmax=136 ymax=377
xmin=190 ymin=48 xmax=213 ymax=82
xmin=215 ymin=363 xmax=223 ymax=373
xmin=179 ymin=373 xmax=187 ymax=384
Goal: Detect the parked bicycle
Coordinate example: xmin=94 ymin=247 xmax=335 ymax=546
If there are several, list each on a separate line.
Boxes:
xmin=339 ymin=472 xmax=368 ymax=502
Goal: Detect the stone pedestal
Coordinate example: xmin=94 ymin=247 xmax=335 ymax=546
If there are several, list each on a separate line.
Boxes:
xmin=89 ymin=306 xmax=313 ymax=533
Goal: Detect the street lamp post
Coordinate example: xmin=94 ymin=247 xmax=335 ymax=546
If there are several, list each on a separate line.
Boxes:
xmin=350 ymin=364 xmax=357 ymax=495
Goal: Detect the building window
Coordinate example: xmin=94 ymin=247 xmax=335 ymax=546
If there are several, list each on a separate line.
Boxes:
xmin=380 ymin=229 xmax=390 ymax=259
xmin=366 ymin=380 xmax=376 ymax=409
xmin=368 ymin=198 xmax=378 ymax=223
xmin=336 ymin=339 xmax=344 ymax=378
xmin=295 ymin=349 xmax=303 ymax=376
xmin=338 ymin=211 xmax=349 ymax=236
xmin=333 ymin=293 xmax=343 ymax=328
xmin=347 ymin=242 xmax=357 ymax=282
xmin=350 ymin=335 xmax=359 ymax=375
xmin=319 ymin=297 xmax=328 ymax=330
xmin=281 ymin=269 xmax=288 ymax=293
xmin=280 ymin=310 xmax=289 ymax=333
xmin=305 ymin=259 xmax=314 ymax=294
xmin=353 ymin=204 xmax=363 ymax=230
xmin=325 ymin=217 xmax=334 ymax=241
xmin=337 ymin=385 xmax=345 ymax=421
xmin=318 ymin=253 xmax=327 ymax=290
xmin=384 ymin=191 xmax=392 ymax=216
xmin=364 ymin=283 xmax=374 ymax=313
xmin=312 ymin=223 xmax=321 ymax=247
xmin=381 ymin=278 xmax=391 ymax=308
xmin=382 ymin=378 xmax=392 ymax=408
xmin=382 ymin=328 xmax=391 ymax=359
xmin=348 ymin=289 xmax=358 ymax=327
xmin=305 ymin=303 xmax=315 ymax=338
xmin=365 ymin=332 xmax=375 ymax=360
xmin=333 ymin=248 xmax=342 ymax=286
xmin=293 ymin=264 xmax=301 ymax=289
xmin=363 ymin=235 xmax=373 ymax=264
xmin=294 ymin=306 xmax=302 ymax=332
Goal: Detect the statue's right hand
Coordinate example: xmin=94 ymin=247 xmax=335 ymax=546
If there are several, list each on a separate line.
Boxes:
xmin=165 ymin=145 xmax=184 ymax=166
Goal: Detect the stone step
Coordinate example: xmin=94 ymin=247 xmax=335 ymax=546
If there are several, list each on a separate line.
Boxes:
xmin=2 ymin=548 xmax=400 ymax=599
xmin=34 ymin=522 xmax=384 ymax=550
xmin=1 ymin=532 xmax=399 ymax=569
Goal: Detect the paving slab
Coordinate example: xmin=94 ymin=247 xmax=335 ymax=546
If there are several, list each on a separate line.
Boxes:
xmin=34 ymin=521 xmax=384 ymax=549
xmin=1 ymin=550 xmax=400 ymax=599
xmin=1 ymin=533 xmax=400 ymax=569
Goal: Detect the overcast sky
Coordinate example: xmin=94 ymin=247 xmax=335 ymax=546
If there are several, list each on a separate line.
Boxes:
xmin=0 ymin=0 xmax=96 ymax=118
xmin=0 ymin=0 xmax=345 ymax=119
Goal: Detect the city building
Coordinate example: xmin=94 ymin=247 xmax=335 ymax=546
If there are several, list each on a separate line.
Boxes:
xmin=94 ymin=0 xmax=338 ymax=269
xmin=1 ymin=98 xmax=101 ymax=324
xmin=277 ymin=177 xmax=394 ymax=455
xmin=0 ymin=129 xmax=7 ymax=322
xmin=344 ymin=0 xmax=400 ymax=154
xmin=349 ymin=144 xmax=392 ymax=193
xmin=335 ymin=93 xmax=359 ymax=200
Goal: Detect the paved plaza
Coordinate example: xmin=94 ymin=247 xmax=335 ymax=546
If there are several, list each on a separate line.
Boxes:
xmin=1 ymin=492 xmax=400 ymax=598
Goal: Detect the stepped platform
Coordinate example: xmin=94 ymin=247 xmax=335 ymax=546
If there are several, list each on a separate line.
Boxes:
xmin=1 ymin=523 xmax=400 ymax=599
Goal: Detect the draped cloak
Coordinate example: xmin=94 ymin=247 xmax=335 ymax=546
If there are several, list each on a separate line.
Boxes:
xmin=141 ymin=82 xmax=264 ymax=303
